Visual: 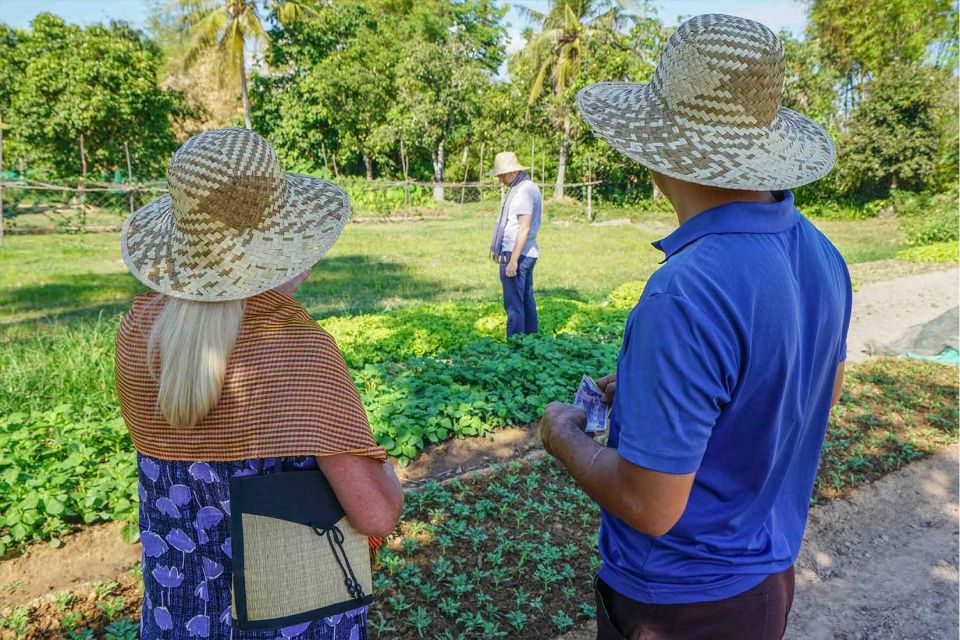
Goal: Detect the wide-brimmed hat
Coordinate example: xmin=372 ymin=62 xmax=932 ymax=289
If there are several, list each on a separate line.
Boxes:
xmin=486 ymin=151 xmax=527 ymax=177
xmin=121 ymin=128 xmax=350 ymax=302
xmin=576 ymin=14 xmax=836 ymax=191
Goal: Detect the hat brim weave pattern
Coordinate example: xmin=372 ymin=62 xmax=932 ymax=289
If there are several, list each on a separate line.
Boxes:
xmin=121 ymin=173 xmax=349 ymax=302
xmin=576 ymin=81 xmax=837 ymax=191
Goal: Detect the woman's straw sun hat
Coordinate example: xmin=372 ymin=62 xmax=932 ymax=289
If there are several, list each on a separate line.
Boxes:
xmin=576 ymin=14 xmax=836 ymax=191
xmin=486 ymin=151 xmax=527 ymax=177
xmin=121 ymin=128 xmax=349 ymax=302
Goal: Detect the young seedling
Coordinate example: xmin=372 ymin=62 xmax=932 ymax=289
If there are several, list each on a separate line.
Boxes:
xmin=551 ymin=610 xmax=574 ymax=631
xmin=406 ymin=606 xmax=432 ymax=638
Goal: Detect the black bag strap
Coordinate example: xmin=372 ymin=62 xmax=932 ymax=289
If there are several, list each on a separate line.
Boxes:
xmin=311 ymin=524 xmax=366 ymax=600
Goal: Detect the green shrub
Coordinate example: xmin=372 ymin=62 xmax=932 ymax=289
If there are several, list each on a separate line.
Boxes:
xmin=895 ymin=240 xmax=958 ymax=263
xmin=894 ymin=191 xmax=959 ymax=246
xmin=0 ymin=406 xmax=138 ymax=554
xmin=800 ymin=199 xmax=886 ymax=220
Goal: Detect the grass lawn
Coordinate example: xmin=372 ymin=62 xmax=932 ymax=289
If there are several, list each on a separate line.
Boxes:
xmin=0 ymin=203 xmax=918 ymax=335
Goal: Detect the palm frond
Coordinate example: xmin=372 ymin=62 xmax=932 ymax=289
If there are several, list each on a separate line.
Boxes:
xmin=181 ymin=4 xmax=228 ymax=66
xmin=166 ymin=0 xmax=221 ymax=15
xmin=514 ymin=3 xmax=547 ymax=27
xmin=269 ymin=1 xmax=318 ymax=24
xmin=218 ymin=16 xmax=245 ymax=82
xmin=239 ymin=6 xmax=268 ymax=45
xmin=529 ymin=59 xmax=551 ymax=104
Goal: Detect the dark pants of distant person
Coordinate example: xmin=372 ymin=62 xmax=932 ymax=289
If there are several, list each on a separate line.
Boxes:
xmin=499 ymin=251 xmax=538 ymax=337
xmin=595 ymin=566 xmax=796 ymax=640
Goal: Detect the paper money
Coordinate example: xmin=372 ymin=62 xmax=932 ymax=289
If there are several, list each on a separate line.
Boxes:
xmin=573 ymin=375 xmax=610 ymax=433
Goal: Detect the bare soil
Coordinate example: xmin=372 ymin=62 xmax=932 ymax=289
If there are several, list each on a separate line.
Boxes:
xmin=847 ymin=259 xmax=956 ymax=287
xmin=844 ymin=267 xmax=959 ymax=362
xmin=394 ymin=422 xmax=541 ymax=487
xmin=0 ymin=521 xmax=140 ymax=611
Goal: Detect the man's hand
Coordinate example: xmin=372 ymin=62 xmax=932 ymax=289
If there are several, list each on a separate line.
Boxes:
xmin=540 ymin=402 xmax=587 ymax=456
xmin=596 ymin=373 xmax=617 ymax=404
xmin=505 ymin=259 xmax=519 ymax=278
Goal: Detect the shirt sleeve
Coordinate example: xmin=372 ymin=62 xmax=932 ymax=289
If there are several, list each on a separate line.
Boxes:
xmin=838 ymin=262 xmax=853 ymax=364
xmin=614 ymin=293 xmax=739 ymax=474
xmin=510 ymin=185 xmax=536 ymax=216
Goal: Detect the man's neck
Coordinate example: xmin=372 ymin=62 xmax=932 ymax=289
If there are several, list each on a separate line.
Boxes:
xmin=668 ymin=186 xmax=777 ymax=225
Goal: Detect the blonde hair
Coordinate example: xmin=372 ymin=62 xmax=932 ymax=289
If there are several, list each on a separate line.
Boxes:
xmin=147 ymin=297 xmax=245 ymax=427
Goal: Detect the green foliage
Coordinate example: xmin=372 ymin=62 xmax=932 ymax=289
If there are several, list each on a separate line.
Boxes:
xmin=837 ymin=64 xmax=954 ymax=197
xmin=808 ymin=0 xmax=957 ymax=91
xmin=0 ymin=406 xmax=138 ymax=554
xmin=2 ymin=14 xmax=182 ymax=180
xmin=895 ymin=241 xmax=958 ymax=263
xmin=894 ymin=191 xmax=960 ymax=246
xmin=333 ymin=177 xmax=434 ymax=215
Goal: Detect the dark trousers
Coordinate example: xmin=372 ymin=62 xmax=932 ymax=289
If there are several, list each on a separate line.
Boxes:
xmin=595 ymin=567 xmax=796 ymax=640
xmin=499 ymin=251 xmax=538 ymax=336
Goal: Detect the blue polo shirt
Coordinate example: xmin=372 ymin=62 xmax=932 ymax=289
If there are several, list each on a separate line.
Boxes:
xmin=598 ymin=191 xmax=852 ymax=604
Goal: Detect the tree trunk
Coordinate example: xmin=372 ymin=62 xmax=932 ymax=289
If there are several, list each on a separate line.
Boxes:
xmin=432 ymin=139 xmax=445 ymax=202
xmin=890 ymin=173 xmax=899 ymax=191
xmin=79 ymin=133 xmax=87 ymax=177
xmin=239 ymin=62 xmax=252 ymax=130
xmin=553 ymin=117 xmax=570 ymax=200
xmin=363 ymin=153 xmax=374 ymax=180
xmin=652 ymin=180 xmax=663 ymax=200
xmin=400 ymin=140 xmax=411 ymax=209
xmin=554 ymin=138 xmax=569 ymax=200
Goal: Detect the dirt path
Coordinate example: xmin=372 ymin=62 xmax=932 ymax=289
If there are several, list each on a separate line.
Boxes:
xmin=557 ymin=445 xmax=959 ymax=640
xmin=788 ymin=445 xmax=959 ymax=639
xmin=845 ymin=267 xmax=958 ymax=362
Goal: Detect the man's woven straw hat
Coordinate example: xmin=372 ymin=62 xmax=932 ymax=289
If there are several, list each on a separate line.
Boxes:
xmin=121 ymin=128 xmax=349 ymax=302
xmin=486 ymin=151 xmax=527 ymax=177
xmin=576 ymin=14 xmax=836 ymax=191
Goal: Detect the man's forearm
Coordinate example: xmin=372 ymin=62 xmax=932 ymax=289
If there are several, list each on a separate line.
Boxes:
xmin=548 ymin=421 xmax=630 ymax=521
xmin=511 ymin=219 xmax=532 ymax=262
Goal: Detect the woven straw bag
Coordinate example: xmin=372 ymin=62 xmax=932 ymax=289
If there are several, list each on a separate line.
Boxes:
xmin=230 ymin=463 xmax=373 ymax=630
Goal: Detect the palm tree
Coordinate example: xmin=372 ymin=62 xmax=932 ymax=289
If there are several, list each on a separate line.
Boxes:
xmin=172 ymin=0 xmax=314 ymax=129
xmin=517 ymin=1 xmax=635 ymax=199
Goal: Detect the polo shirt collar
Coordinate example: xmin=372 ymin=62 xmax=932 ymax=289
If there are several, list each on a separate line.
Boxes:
xmin=652 ymin=190 xmax=798 ymax=262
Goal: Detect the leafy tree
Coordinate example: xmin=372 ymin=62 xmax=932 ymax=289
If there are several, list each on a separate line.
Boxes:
xmin=7 ymin=14 xmax=182 ymax=179
xmin=807 ymin=0 xmax=958 ymax=110
xmin=172 ymin=0 xmax=314 ymax=129
xmin=148 ymin=4 xmax=240 ymax=136
xmin=779 ymin=31 xmax=838 ymax=129
xmin=837 ymin=63 xmax=953 ymax=197
xmin=514 ymin=0 xmax=636 ymax=199
xmin=391 ymin=39 xmax=492 ymax=200
xmin=252 ymin=1 xmax=397 ymax=177
xmin=253 ymin=0 xmax=504 ymax=192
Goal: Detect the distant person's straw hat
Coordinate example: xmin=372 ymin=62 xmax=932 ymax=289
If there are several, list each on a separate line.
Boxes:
xmin=576 ymin=14 xmax=836 ymax=191
xmin=120 ymin=128 xmax=349 ymax=302
xmin=486 ymin=151 xmax=527 ymax=177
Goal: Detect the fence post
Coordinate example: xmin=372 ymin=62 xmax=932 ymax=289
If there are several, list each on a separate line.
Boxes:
xmin=124 ymin=141 xmax=134 ymax=215
xmin=0 ymin=112 xmax=4 ymax=246
xmin=400 ymin=139 xmax=411 ymax=209
xmin=586 ymin=183 xmax=593 ymax=222
xmin=320 ymin=142 xmax=330 ymax=177
xmin=459 ymin=145 xmax=469 ymax=204
xmin=478 ymin=143 xmax=485 ymax=200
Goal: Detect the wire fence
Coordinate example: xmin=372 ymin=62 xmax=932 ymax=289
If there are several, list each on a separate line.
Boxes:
xmin=0 ymin=177 xmax=603 ymax=236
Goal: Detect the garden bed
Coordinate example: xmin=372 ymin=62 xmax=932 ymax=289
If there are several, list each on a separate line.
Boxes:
xmin=1 ymin=357 xmax=956 ymax=639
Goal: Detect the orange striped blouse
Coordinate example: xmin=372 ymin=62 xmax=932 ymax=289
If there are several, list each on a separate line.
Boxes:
xmin=115 ymin=290 xmax=386 ymax=463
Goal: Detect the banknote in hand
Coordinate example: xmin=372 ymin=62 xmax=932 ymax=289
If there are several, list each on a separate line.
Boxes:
xmin=573 ymin=375 xmax=610 ymax=433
